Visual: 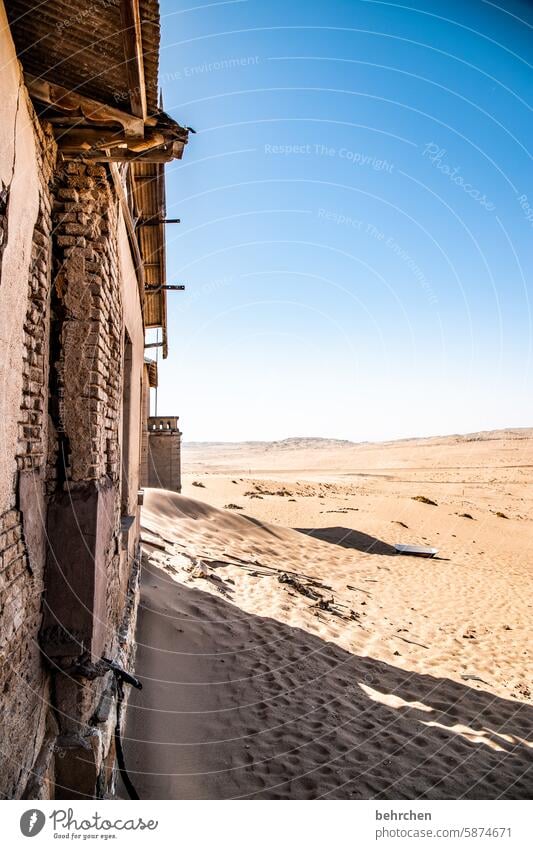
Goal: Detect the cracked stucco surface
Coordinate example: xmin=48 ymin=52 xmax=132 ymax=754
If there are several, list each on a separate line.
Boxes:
xmin=0 ymin=0 xmax=40 ymax=514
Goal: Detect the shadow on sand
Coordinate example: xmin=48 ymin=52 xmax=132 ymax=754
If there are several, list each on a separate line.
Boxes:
xmin=296 ymin=526 xmax=397 ymax=555
xmin=122 ymin=561 xmax=533 ymax=800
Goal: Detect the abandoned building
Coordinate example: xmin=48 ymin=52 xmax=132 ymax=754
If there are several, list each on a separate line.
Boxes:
xmin=145 ymin=415 xmax=182 ymax=492
xmin=0 ymin=0 xmax=188 ymax=798
xmin=141 ymin=361 xmax=183 ymax=492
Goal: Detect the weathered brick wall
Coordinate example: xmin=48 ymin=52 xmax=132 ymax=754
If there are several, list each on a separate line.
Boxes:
xmin=0 ymin=505 xmax=50 ymax=797
xmin=0 ymin=16 xmax=144 ymax=801
xmin=44 ymin=166 xmax=132 ymax=765
xmin=0 ymin=98 xmax=57 ymax=799
xmin=40 ymin=161 xmax=131 ymax=797
xmin=50 ymin=161 xmax=123 ymax=646
xmin=1 ymin=148 xmax=142 ymax=800
xmin=49 ymin=162 xmax=122 ymax=486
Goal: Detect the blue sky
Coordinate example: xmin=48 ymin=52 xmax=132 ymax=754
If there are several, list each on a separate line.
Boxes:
xmin=154 ymin=0 xmax=532 ymax=442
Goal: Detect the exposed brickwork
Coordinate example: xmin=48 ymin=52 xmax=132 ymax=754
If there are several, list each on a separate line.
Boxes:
xmin=40 ymin=160 xmax=141 ymax=798
xmin=0 ymin=100 xmax=56 ymax=799
xmin=50 ymin=162 xmax=122 ymax=487
xmin=1 ymin=70 xmax=147 ymax=801
xmin=17 ymin=118 xmax=55 ymax=473
xmin=0 ymin=508 xmax=26 ymax=586
xmin=1 ymin=140 xmax=143 ymax=800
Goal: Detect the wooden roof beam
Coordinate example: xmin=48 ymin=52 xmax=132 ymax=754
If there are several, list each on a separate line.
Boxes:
xmin=59 ymin=147 xmax=184 ymax=163
xmin=109 ymin=163 xmax=145 ymax=304
xmin=54 ymin=127 xmax=166 ymax=152
xmin=25 ymin=74 xmax=145 ymax=139
xmin=119 ymin=0 xmax=147 ymax=120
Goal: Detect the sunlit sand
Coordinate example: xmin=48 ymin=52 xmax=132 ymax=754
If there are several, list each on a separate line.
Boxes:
xmin=124 ymin=429 xmax=532 ymax=799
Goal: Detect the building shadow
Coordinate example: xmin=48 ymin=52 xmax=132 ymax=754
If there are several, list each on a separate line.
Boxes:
xmin=296 ymin=526 xmax=397 ymax=555
xmin=122 ymin=561 xmax=533 ymax=800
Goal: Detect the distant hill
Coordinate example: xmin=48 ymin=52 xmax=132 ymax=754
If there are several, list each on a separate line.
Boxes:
xmin=183 ymin=428 xmax=532 ymax=451
xmin=181 ymin=428 xmax=533 ymax=474
xmin=183 ymin=436 xmax=357 ymax=451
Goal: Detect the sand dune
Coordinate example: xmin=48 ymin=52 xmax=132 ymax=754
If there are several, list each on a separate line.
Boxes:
xmin=124 ymin=432 xmax=532 ymax=798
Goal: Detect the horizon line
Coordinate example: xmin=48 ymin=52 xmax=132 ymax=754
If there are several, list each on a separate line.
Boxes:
xmin=181 ymin=425 xmax=532 ymax=446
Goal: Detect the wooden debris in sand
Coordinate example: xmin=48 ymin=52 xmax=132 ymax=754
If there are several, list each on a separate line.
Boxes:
xmin=461 ymin=673 xmax=489 ymax=685
xmin=347 ymin=584 xmax=372 ymax=596
xmin=140 ymin=532 xmax=167 ymax=550
xmin=191 ymin=559 xmax=210 ymax=578
xmin=278 ymin=573 xmax=321 ymax=600
xmin=412 ymin=495 xmax=438 ymax=506
xmin=250 ymin=485 xmax=292 ymax=497
xmin=312 ymin=597 xmax=361 ymax=623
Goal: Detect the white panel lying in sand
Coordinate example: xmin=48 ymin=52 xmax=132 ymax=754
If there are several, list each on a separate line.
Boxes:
xmin=394 ymin=543 xmax=439 ymax=557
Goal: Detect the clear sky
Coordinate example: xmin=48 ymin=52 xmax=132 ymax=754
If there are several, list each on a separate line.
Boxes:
xmin=154 ymin=0 xmax=532 ymax=442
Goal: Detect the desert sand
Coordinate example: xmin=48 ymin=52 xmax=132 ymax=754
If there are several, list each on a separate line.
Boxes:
xmin=124 ymin=429 xmax=533 ymax=799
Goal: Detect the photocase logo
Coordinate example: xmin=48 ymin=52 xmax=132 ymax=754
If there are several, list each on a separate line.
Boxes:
xmin=20 ymin=809 xmax=46 ymax=837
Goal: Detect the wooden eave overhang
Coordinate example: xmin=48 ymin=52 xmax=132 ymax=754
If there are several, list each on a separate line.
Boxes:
xmin=10 ymin=0 xmax=189 ymax=163
xmin=144 ymin=358 xmax=158 ymax=388
xmin=131 ymin=161 xmax=169 ymax=358
xmin=24 ymin=74 xmax=189 ymax=164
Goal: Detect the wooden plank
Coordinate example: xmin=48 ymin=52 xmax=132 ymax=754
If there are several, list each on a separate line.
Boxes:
xmin=53 ymin=127 xmax=166 ymax=153
xmin=25 ymin=74 xmax=144 ymax=139
xmin=119 ymin=0 xmax=148 ymax=120
xmin=61 ymin=148 xmax=184 ymax=163
xmin=109 ymin=163 xmax=145 ymax=304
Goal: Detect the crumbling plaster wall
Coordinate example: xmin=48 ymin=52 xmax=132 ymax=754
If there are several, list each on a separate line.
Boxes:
xmin=0 ymin=4 xmax=41 ymax=511
xmin=37 ymin=160 xmax=144 ymax=799
xmin=0 ymin=5 xmax=145 ymax=799
xmin=0 ymin=5 xmax=57 ymax=799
